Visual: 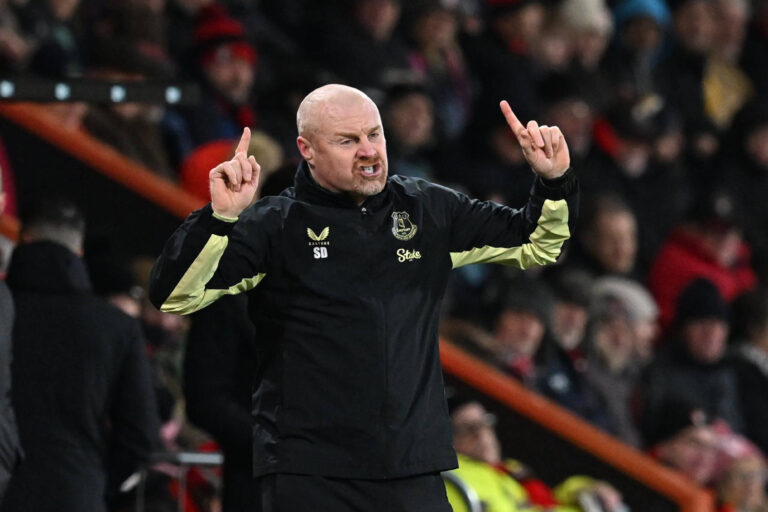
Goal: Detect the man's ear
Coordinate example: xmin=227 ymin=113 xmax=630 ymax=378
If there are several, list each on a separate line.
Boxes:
xmin=297 ymin=136 xmax=314 ymax=164
xmin=0 ymin=193 xmax=5 ymax=216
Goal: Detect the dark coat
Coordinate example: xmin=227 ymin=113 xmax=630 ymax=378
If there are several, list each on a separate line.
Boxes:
xmin=638 ymin=344 xmax=744 ymax=446
xmin=184 ymin=294 xmax=259 ymax=512
xmin=1 ymin=241 xmax=160 ymax=512
xmin=150 ymin=162 xmax=578 ymax=479
xmin=730 ymin=345 xmax=768 ymax=455
xmin=0 ymin=280 xmax=21 ymax=501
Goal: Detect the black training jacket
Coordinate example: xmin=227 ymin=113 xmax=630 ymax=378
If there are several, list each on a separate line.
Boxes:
xmin=150 ymin=161 xmax=578 ymax=479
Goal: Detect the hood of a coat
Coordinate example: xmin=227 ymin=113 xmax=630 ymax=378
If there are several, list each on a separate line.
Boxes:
xmin=7 ymin=241 xmax=91 ymax=294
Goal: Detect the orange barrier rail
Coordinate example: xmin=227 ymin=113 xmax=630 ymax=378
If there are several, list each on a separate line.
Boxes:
xmin=0 ymin=103 xmax=206 ymax=221
xmin=439 ymin=339 xmax=715 ymax=512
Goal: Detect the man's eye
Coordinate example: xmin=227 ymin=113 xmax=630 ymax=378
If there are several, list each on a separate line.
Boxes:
xmin=340 ymin=139 xmax=353 ymax=145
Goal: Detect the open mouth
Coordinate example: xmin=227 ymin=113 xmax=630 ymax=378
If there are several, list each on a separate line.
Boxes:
xmin=359 ymin=163 xmax=382 ymax=177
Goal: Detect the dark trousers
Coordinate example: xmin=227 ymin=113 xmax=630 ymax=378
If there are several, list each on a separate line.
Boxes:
xmin=257 ymin=473 xmax=451 ymax=512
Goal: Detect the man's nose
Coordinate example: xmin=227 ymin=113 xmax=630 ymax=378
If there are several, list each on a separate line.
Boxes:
xmin=358 ymin=139 xmax=377 ymax=159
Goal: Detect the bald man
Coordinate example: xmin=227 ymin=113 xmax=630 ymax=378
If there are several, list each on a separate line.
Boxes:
xmin=150 ymin=84 xmax=578 ymax=511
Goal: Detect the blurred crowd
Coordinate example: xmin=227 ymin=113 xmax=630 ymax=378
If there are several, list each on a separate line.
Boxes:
xmin=1 ymin=0 xmax=768 ymax=510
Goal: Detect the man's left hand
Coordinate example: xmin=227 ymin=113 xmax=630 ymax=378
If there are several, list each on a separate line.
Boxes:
xmin=500 ymin=101 xmax=570 ymax=180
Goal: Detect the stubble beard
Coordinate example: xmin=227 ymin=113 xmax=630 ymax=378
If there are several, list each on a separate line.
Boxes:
xmin=354 ymin=179 xmax=386 ymax=198
xmin=353 ymin=169 xmax=387 ymax=198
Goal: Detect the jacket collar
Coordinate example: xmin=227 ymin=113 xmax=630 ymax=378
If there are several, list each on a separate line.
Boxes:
xmin=293 ymin=160 xmax=391 ymax=211
xmin=7 ymin=241 xmax=91 ymax=294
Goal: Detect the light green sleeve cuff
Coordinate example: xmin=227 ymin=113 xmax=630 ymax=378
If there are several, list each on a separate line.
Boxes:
xmin=212 ymin=211 xmax=239 ymax=223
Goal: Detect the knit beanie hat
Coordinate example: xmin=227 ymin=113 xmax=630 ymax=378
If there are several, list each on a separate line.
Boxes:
xmin=194 ymin=4 xmax=257 ymax=67
xmin=675 ymin=278 xmax=729 ymax=326
xmin=613 ymin=0 xmax=671 ymax=28
xmin=647 ymin=399 xmax=714 ymax=446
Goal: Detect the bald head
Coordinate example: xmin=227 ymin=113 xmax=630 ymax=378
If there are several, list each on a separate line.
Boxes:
xmin=296 ymin=84 xmax=378 ymax=138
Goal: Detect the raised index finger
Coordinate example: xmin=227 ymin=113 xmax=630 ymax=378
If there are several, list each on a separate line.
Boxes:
xmin=500 ymin=101 xmax=525 ymax=134
xmin=234 ymin=127 xmax=251 ymax=156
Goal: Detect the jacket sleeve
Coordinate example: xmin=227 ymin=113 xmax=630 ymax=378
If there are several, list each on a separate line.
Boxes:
xmin=149 ymin=202 xmax=277 ymax=315
xmin=445 ymin=169 xmax=578 ymax=269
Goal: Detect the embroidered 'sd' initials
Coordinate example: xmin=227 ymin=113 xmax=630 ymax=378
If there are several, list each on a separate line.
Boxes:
xmin=313 ymin=247 xmax=328 ymax=259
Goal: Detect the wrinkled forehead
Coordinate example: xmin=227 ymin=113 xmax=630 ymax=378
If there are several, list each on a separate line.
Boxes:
xmin=322 ymin=98 xmax=381 ymax=130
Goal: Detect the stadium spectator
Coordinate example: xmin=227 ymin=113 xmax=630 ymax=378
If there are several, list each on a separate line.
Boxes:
xmin=441 ymin=277 xmax=549 ymax=386
xmin=592 ymin=276 xmax=659 ymax=363
xmin=382 ymin=82 xmax=438 ymax=180
xmin=492 ymin=280 xmax=552 ymax=386
xmin=456 ymin=113 xmax=534 ymax=207
xmin=448 ymin=400 xmax=626 ymax=512
xmin=559 ymin=0 xmax=614 ymax=110
xmin=717 ymin=454 xmax=768 ymax=512
xmin=638 ymin=278 xmax=744 ymax=446
xmin=566 ymin=195 xmax=639 ymax=279
xmin=315 ymin=0 xmax=410 ymax=91
xmin=172 ymin=3 xmax=259 ymax=154
xmin=583 ymin=281 xmax=656 ymax=446
xmin=729 ymin=288 xmax=768 ymax=455
xmin=472 ymin=278 xmax=612 ymax=429
xmin=661 ymin=0 xmax=730 ymax=164
xmin=540 ymin=78 xmax=596 ymax=171
xmin=582 ymin=100 xmax=690 ymax=271
xmin=16 ymin=0 xmax=84 ymax=78
xmin=648 ymin=190 xmax=757 ymax=330
xmin=647 ymin=403 xmax=720 ymax=485
xmin=0 ymin=175 xmax=20 ymax=502
xmin=740 ymin=0 xmax=768 ymax=96
xmin=713 ymin=0 xmax=750 ymax=63
xmin=603 ymin=0 xmax=670 ymax=104
xmin=180 ymin=130 xmax=285 ymax=201
xmin=83 ymin=39 xmax=177 ymax=180
xmin=717 ymin=102 xmax=768 ymax=278
xmin=465 ymin=0 xmax=547 ymax=123
xmin=546 ymin=269 xmax=593 ymax=355
xmin=1 ymin=199 xmax=160 ymax=512
xmin=0 ymin=1 xmax=31 ymax=73
xmin=405 ymin=1 xmax=473 ymax=140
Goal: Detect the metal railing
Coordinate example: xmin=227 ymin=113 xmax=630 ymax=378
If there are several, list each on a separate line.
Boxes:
xmin=128 ymin=451 xmax=224 ymax=512
xmin=442 ymin=470 xmax=483 ymax=512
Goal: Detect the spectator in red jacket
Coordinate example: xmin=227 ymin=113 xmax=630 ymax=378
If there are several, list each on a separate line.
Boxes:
xmin=648 ymin=190 xmax=757 ymax=331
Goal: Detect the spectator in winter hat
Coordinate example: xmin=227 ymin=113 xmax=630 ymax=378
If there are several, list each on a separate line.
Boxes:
xmin=603 ymin=0 xmax=670 ymax=103
xmin=648 ymin=401 xmax=720 ymax=485
xmin=592 ymin=276 xmax=658 ymax=361
xmin=176 ymin=3 xmax=259 ymax=150
xmin=639 ymin=279 xmax=745 ymax=447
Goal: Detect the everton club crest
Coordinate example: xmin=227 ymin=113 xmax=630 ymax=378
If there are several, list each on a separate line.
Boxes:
xmin=391 ymin=211 xmax=418 ymax=241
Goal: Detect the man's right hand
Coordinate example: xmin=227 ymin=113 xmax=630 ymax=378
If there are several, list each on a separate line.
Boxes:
xmin=209 ymin=127 xmax=261 ymax=218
